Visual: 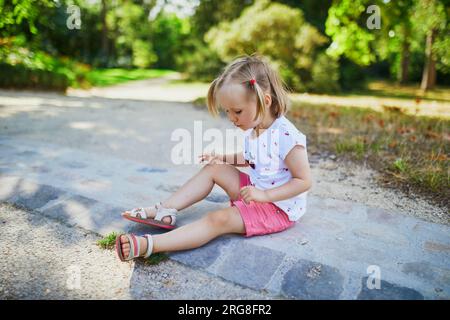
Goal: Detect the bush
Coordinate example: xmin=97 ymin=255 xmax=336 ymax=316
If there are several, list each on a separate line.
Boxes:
xmin=132 ymin=40 xmax=157 ymax=68
xmin=0 ymin=41 xmax=90 ymax=90
xmin=338 ymin=57 xmax=367 ymax=91
xmin=176 ymin=40 xmax=225 ymax=82
xmin=310 ymin=53 xmax=341 ymax=93
xmin=0 ymin=63 xmax=69 ymax=91
xmin=151 ymin=12 xmax=191 ymax=69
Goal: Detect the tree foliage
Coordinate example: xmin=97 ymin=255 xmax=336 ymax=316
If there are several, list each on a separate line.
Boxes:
xmin=205 ymin=0 xmax=331 ymax=91
xmin=325 ymin=0 xmax=449 ymax=88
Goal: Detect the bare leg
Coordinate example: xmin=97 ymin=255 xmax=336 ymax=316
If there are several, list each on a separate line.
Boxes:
xmin=162 ymin=163 xmax=241 ymax=210
xmin=124 ymin=164 xmax=242 ymax=224
xmin=119 ymin=206 xmax=245 ymax=258
xmin=152 ymin=206 xmax=245 ymax=252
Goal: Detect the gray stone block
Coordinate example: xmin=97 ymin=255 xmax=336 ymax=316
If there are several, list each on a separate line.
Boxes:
xmin=216 ymin=242 xmax=285 ymax=290
xmin=17 ymin=150 xmax=38 ymax=157
xmin=402 ymin=261 xmax=438 ymax=282
xmin=42 ymin=194 xmax=98 ymax=226
xmin=13 ymin=184 xmax=66 ymax=210
xmin=170 ymin=237 xmax=233 ymax=269
xmin=357 ymin=277 xmax=424 ymax=300
xmin=281 ymin=259 xmax=344 ymax=299
xmin=91 ymin=204 xmax=132 ymax=235
xmin=137 ymin=167 xmax=167 ymax=173
xmin=366 ymin=207 xmax=403 ymax=226
xmin=205 ymin=193 xmax=229 ymax=203
xmin=0 ymin=166 xmax=14 ymax=174
xmin=61 ymin=161 xmax=87 ymax=169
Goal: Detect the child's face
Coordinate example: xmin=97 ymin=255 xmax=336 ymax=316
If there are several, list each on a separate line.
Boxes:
xmin=216 ymin=83 xmax=260 ymax=131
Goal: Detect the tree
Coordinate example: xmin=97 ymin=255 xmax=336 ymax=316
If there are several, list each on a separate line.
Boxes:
xmin=150 ymin=12 xmax=191 ymax=69
xmin=274 ymin=0 xmax=333 ymax=34
xmin=205 ymin=0 xmax=329 ymax=91
xmin=325 ymin=0 xmax=449 ymax=90
xmin=325 ymin=0 xmax=379 ymax=66
xmin=106 ymin=0 xmax=157 ymax=68
xmin=0 ymin=0 xmax=55 ymax=36
xmin=412 ymin=0 xmax=448 ymax=90
xmin=190 ymin=0 xmax=253 ymax=38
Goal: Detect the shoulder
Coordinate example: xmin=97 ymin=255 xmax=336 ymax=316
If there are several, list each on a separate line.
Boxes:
xmin=278 ymin=116 xmax=306 ymax=141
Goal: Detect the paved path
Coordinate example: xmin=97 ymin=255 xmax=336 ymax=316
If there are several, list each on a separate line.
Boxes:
xmin=0 ymin=87 xmax=449 ymax=300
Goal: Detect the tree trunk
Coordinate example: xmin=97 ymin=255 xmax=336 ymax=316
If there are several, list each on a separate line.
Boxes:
xmin=100 ymin=0 xmax=109 ymax=66
xmin=421 ymin=29 xmax=437 ymax=91
xmin=399 ymin=27 xmax=410 ymax=84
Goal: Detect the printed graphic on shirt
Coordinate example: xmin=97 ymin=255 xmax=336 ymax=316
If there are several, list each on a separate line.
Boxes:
xmin=242 ymin=116 xmax=308 ymax=221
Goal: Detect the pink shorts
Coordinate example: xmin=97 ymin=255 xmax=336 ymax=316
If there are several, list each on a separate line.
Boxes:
xmin=230 ymin=171 xmax=295 ymax=237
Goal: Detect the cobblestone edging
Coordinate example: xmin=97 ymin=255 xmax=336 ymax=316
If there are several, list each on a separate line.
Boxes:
xmin=1 ymin=138 xmax=449 ymax=299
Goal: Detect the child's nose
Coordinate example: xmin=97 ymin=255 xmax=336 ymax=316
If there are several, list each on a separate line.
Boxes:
xmin=228 ymin=114 xmax=237 ymax=122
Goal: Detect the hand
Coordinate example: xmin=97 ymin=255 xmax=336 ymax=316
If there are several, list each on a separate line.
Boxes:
xmin=198 ymin=151 xmax=224 ymax=165
xmin=239 ymin=186 xmax=269 ymax=204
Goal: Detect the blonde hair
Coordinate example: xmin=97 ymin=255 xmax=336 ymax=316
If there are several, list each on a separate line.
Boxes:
xmin=207 ymin=54 xmax=289 ymax=121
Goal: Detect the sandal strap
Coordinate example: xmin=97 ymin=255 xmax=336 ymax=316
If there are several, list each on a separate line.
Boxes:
xmin=123 ymin=234 xmax=140 ymax=261
xmin=154 ymin=202 xmax=177 ymax=226
xmin=129 ymin=208 xmax=147 ymax=219
xmin=143 ymin=234 xmax=153 ymax=259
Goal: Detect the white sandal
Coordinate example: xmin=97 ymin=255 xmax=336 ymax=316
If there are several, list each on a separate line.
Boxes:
xmin=121 ymin=202 xmax=178 ymax=229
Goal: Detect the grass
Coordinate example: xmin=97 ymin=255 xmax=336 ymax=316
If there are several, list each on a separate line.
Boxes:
xmin=143 ymin=252 xmax=170 ymax=265
xmin=82 ymin=68 xmax=177 ymax=87
xmin=288 ymin=101 xmax=449 ymax=207
xmin=96 ymin=231 xmax=118 ymax=250
xmin=291 ymin=80 xmax=450 ymax=119
xmin=96 ymin=231 xmax=169 ymax=265
xmin=363 ymin=80 xmax=450 ymax=102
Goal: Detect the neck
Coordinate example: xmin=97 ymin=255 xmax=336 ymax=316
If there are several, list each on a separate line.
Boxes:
xmin=256 ymin=114 xmax=276 ymax=131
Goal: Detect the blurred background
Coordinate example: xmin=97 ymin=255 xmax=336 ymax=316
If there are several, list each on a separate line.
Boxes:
xmin=0 ymin=0 xmax=449 ymax=93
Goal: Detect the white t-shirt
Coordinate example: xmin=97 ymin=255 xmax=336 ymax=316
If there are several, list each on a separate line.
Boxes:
xmin=243 ymin=115 xmax=308 ymax=221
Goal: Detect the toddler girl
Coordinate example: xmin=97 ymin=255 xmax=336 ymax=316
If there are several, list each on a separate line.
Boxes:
xmin=116 ymin=54 xmax=312 ymax=261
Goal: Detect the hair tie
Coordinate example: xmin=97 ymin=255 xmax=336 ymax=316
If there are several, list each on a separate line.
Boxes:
xmin=249 ymin=78 xmax=256 ymax=87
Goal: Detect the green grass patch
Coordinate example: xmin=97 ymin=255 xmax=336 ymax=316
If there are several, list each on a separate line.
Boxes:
xmin=335 ymin=139 xmax=367 ymax=160
xmin=83 ymin=68 xmax=177 ymax=87
xmin=393 ymin=158 xmax=409 ymax=173
xmin=96 ymin=232 xmax=118 ymax=250
xmin=144 ymin=252 xmax=170 ymax=265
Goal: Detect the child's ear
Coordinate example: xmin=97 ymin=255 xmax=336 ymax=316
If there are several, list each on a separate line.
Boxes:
xmin=264 ymin=93 xmax=272 ymax=108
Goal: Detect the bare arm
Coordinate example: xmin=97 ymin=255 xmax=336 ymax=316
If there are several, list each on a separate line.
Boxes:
xmin=220 ymin=152 xmax=248 ymax=167
xmin=264 ymin=145 xmax=312 ymax=202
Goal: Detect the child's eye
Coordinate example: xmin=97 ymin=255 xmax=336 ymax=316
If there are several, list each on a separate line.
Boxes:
xmin=236 ymin=111 xmax=242 ymax=114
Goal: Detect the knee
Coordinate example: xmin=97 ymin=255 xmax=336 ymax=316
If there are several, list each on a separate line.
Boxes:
xmin=203 ymin=162 xmax=221 ymax=172
xmin=202 ymin=163 xmax=222 ymax=181
xmin=205 ymin=210 xmax=232 ymax=229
